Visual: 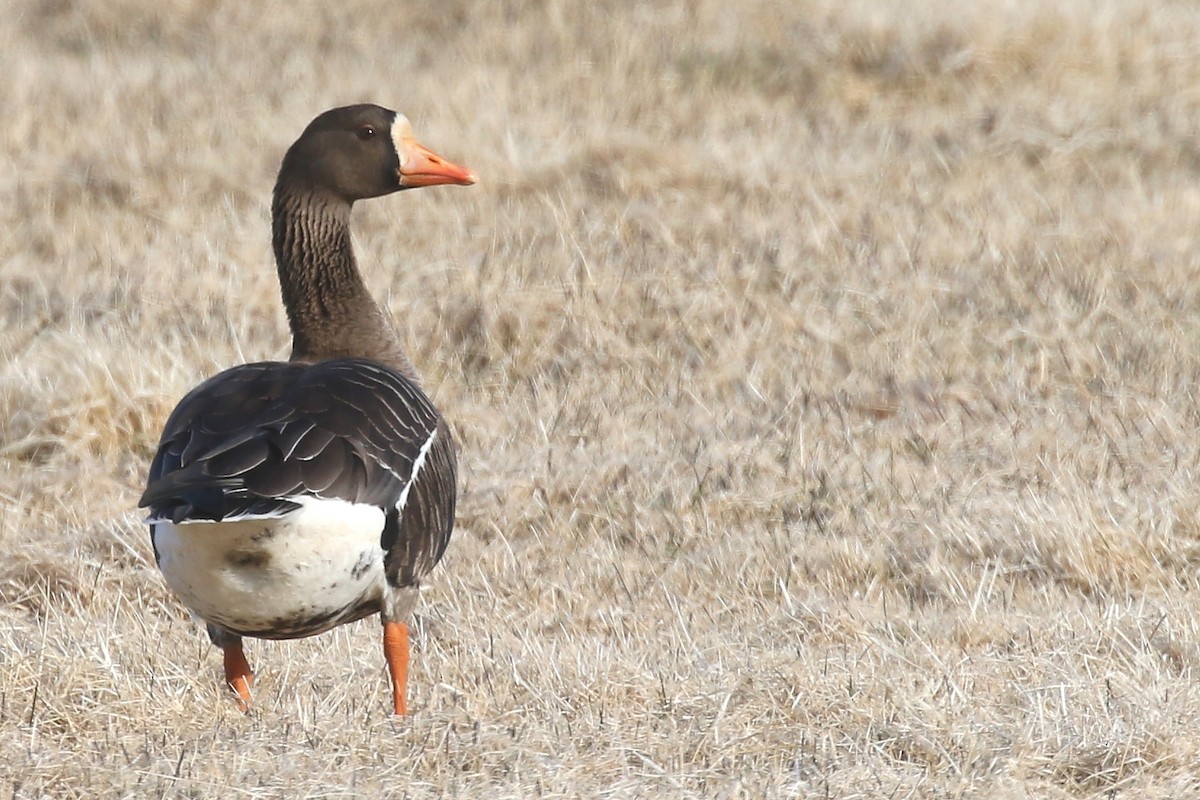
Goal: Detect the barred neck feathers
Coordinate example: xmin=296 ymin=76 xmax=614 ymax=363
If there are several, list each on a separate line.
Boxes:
xmin=271 ymin=181 xmax=417 ymax=378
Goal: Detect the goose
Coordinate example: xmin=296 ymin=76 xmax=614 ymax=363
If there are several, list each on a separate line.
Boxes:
xmin=139 ymin=104 xmax=474 ymax=715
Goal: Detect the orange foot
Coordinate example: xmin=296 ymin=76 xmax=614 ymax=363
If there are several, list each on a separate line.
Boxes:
xmin=223 ymin=642 xmax=255 ymax=712
xmin=383 ymin=621 xmax=410 ymax=716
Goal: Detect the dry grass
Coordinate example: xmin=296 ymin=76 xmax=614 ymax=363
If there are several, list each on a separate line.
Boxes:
xmin=5 ymin=0 xmax=1200 ymax=796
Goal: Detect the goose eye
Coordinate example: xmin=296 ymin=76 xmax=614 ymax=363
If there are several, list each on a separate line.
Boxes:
xmin=356 ymin=125 xmax=376 ymax=141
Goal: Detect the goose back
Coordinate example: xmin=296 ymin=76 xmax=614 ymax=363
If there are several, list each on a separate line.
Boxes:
xmin=142 ymin=357 xmax=456 ymax=586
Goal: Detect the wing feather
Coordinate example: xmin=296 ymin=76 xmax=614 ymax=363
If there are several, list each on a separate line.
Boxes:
xmin=141 ymin=358 xmax=456 ymax=582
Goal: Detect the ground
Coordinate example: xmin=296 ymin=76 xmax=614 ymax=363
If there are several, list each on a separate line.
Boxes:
xmin=4 ymin=0 xmax=1200 ymax=797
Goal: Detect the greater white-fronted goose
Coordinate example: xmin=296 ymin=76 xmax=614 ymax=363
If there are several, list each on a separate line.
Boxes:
xmin=140 ymin=104 xmax=474 ymax=715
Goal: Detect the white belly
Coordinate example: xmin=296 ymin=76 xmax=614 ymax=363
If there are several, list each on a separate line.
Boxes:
xmin=152 ymin=497 xmax=387 ymax=638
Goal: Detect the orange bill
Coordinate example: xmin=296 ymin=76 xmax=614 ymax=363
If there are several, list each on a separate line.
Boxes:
xmin=398 ymin=139 xmax=475 ymax=188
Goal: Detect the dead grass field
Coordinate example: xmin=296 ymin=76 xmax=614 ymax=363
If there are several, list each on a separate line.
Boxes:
xmin=5 ymin=0 xmax=1200 ymax=796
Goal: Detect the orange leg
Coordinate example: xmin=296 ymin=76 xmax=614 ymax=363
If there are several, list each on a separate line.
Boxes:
xmin=383 ymin=621 xmax=410 ymax=715
xmin=223 ymin=641 xmax=254 ymax=712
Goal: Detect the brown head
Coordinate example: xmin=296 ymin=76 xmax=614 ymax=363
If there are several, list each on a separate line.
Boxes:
xmin=277 ymin=104 xmax=475 ymax=202
xmin=270 ymin=105 xmax=474 ymax=368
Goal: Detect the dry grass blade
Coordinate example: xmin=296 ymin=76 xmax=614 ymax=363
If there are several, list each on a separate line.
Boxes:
xmin=5 ymin=0 xmax=1200 ymax=797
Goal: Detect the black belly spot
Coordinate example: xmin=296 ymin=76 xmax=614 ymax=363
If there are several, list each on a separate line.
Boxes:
xmin=231 ymin=599 xmax=381 ymax=640
xmin=227 ymin=549 xmax=270 ymax=569
xmin=250 ymin=527 xmax=277 ymax=543
xmin=350 ymin=550 xmax=374 ymax=580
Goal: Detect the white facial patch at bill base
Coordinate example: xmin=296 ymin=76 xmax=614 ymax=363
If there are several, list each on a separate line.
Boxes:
xmin=391 ymin=113 xmax=415 ymax=171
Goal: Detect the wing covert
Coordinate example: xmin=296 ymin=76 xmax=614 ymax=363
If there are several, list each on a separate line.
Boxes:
xmin=141 ymin=358 xmax=448 ymax=529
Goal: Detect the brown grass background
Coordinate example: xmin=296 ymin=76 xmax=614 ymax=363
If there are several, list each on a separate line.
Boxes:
xmin=5 ymin=0 xmax=1200 ymax=796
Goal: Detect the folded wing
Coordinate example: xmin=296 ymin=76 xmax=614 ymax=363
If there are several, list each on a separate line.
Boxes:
xmin=140 ymin=357 xmax=456 ymax=584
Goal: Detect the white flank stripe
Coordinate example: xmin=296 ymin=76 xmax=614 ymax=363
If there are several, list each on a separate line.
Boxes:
xmin=145 ymin=507 xmax=294 ymax=525
xmin=396 ymin=426 xmax=438 ymax=513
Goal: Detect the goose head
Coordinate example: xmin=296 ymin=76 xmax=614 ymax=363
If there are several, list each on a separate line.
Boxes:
xmin=278 ymin=104 xmax=475 ymax=202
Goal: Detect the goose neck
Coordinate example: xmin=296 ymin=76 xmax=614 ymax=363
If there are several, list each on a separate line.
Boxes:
xmin=270 ymin=183 xmax=414 ymax=376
